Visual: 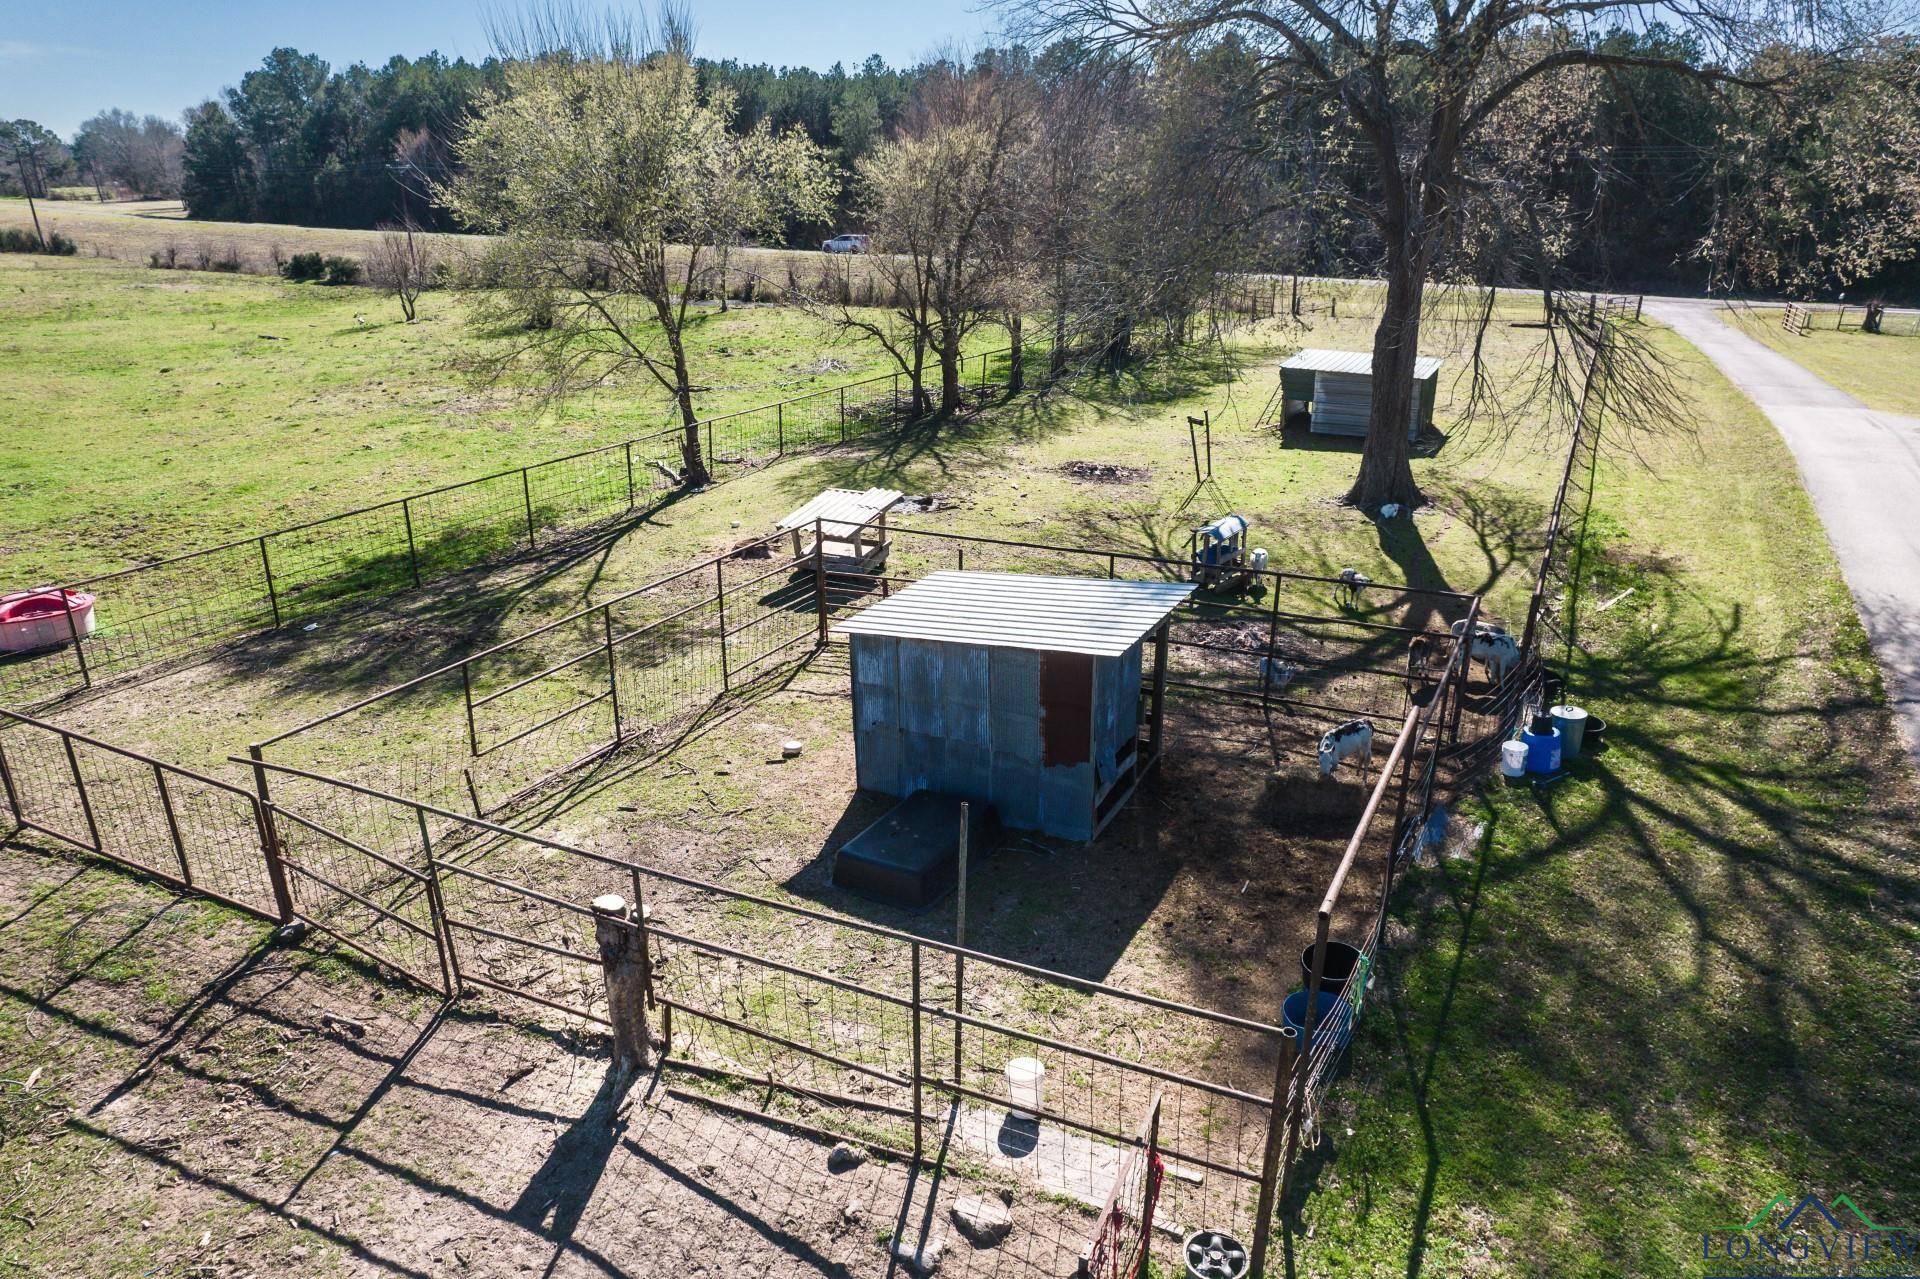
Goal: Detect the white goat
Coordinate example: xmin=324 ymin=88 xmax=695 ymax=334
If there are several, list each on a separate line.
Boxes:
xmin=1259 ymin=655 xmax=1297 ymax=694
xmin=1335 ymin=568 xmax=1371 ymax=610
xmin=1318 ymin=719 xmax=1374 ymax=778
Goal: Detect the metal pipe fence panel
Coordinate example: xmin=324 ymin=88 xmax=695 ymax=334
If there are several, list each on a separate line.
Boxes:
xmin=0 ymin=710 xmax=279 ymax=918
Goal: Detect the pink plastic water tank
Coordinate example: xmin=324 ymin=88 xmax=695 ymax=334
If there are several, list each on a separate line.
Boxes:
xmin=0 ymin=589 xmax=96 ymax=653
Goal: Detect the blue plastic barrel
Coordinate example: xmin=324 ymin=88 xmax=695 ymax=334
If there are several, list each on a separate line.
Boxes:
xmin=1281 ymin=989 xmax=1354 ymax=1051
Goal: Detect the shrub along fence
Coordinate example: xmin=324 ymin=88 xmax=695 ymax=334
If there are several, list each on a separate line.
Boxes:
xmin=0 ymin=344 xmax=1031 ymax=711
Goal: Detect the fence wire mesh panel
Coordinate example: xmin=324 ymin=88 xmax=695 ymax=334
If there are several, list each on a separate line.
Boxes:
xmin=3 ymin=348 xmax=1027 ymax=712
xmin=263 ymin=779 xmax=448 ymax=992
xmin=0 ymin=710 xmax=278 ymax=918
xmin=253 ymin=530 xmax=815 ymax=826
xmin=1084 ymin=1097 xmax=1165 ymax=1279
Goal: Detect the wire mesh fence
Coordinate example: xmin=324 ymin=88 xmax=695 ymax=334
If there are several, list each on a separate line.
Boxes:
xmin=223 ymin=767 xmax=1292 ymax=1273
xmin=0 ymin=347 xmax=1024 ymax=712
xmin=0 ymin=708 xmax=282 ymax=918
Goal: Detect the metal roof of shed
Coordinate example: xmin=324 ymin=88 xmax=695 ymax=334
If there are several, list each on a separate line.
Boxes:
xmin=1281 ymin=348 xmax=1444 ymax=379
xmin=777 ymin=487 xmax=904 ymax=537
xmin=831 ymin=570 xmax=1196 ymax=657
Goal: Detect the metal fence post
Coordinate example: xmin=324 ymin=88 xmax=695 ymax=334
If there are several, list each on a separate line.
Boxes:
xmin=0 ymin=739 xmax=23 ymax=832
xmin=777 ymin=401 xmax=785 ymax=456
xmin=258 ymin=537 xmax=282 ymax=628
xmin=603 ymin=605 xmax=624 ymax=745
xmin=460 ymin=664 xmax=479 ymax=758
xmin=813 ymin=517 xmax=830 ymax=644
xmin=714 ymin=560 xmax=731 ymax=693
xmin=521 ymin=469 xmax=537 ymax=548
xmin=910 ymin=940 xmax=925 ymax=1164
xmin=839 ymin=387 xmax=847 ymax=441
xmin=61 ymin=590 xmax=92 ymax=688
xmin=152 ymin=762 xmax=192 ymax=887
xmin=954 ymin=802 xmax=969 ymax=1079
xmin=246 ymin=744 xmax=297 ymax=926
xmin=624 ymin=440 xmax=636 ymax=509
xmin=401 ymin=498 xmax=423 ymax=589
xmin=1277 ymin=915 xmax=1332 ymax=1211
xmin=1249 ymin=1025 xmax=1300 ymax=1278
xmin=61 ymin=734 xmax=103 ymax=852
xmin=593 ymin=893 xmax=651 ymax=1073
xmin=416 ymin=807 xmax=461 ymax=997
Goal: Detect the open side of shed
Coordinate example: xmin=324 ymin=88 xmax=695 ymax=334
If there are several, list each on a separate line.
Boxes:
xmin=1280 ymin=349 xmax=1443 ymax=441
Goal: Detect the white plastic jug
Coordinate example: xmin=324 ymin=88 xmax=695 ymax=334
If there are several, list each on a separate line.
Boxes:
xmin=1500 ymin=738 xmax=1529 ymax=778
xmin=1005 ymin=1056 xmax=1046 ymax=1120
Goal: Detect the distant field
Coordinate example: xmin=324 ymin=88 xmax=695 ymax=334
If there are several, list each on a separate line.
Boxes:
xmin=1728 ymin=308 xmax=1920 ymax=416
xmin=0 ymin=196 xmax=892 ymax=296
xmin=0 ymin=255 xmax=986 ymax=583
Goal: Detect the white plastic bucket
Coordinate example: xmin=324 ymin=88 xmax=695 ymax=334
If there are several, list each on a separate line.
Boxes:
xmin=1499 ymin=739 xmax=1529 ymax=778
xmin=1005 ymin=1056 xmax=1046 ymax=1120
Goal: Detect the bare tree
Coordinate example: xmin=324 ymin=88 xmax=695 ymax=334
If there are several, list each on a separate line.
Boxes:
xmin=1018 ymin=0 xmax=1892 ymax=509
xmin=367 ymin=220 xmax=435 ymax=322
xmin=438 ymin=8 xmax=834 ymax=487
xmin=840 ymin=64 xmax=1033 ymax=418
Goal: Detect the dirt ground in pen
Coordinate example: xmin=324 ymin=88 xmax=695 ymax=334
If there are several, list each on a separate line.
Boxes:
xmin=0 ymin=839 xmax=1159 ymax=1279
xmin=490 ymin=646 xmax=1400 ymax=1042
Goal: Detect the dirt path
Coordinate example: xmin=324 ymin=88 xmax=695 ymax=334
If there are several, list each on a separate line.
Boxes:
xmin=1649 ymin=298 xmax=1920 ymax=773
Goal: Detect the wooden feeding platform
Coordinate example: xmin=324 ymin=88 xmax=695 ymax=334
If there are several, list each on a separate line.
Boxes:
xmin=777 ymin=487 xmax=902 ymax=574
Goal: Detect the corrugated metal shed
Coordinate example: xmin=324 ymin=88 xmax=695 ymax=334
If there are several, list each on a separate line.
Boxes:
xmin=1279 ymin=349 xmax=1444 ymax=440
xmin=836 ymin=570 xmax=1185 ymax=841
xmin=1281 ymin=348 xmax=1445 ymax=379
xmin=832 ymin=571 xmax=1197 ymax=657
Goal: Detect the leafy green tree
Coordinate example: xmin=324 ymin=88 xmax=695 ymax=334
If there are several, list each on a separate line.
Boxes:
xmin=440 ymin=45 xmax=834 ymax=487
xmin=181 ymin=101 xmax=254 ymax=220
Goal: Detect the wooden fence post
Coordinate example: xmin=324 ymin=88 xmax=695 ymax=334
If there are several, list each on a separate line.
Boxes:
xmin=593 ymin=893 xmax=651 ymax=1073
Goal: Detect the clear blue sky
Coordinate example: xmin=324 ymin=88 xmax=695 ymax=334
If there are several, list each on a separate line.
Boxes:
xmin=0 ymin=0 xmax=996 ymax=138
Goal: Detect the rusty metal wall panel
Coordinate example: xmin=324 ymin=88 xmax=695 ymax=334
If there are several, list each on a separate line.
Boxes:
xmin=1039 ymin=650 xmax=1093 ymax=768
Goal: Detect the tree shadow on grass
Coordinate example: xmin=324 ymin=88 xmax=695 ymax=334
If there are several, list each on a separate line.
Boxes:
xmin=1293 ymin=579 xmax=1920 ymax=1276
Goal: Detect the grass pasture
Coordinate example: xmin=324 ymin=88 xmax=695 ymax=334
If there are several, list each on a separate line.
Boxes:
xmin=0 ymin=256 xmax=1003 ymax=584
xmin=0 ymin=259 xmax=1916 ymax=1277
xmin=1728 ymin=307 xmax=1920 ymax=416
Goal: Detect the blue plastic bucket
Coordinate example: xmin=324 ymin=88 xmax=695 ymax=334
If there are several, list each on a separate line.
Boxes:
xmin=1281 ymin=989 xmax=1354 ymax=1050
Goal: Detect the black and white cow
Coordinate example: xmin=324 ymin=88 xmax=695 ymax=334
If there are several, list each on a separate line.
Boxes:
xmin=1449 ymin=618 xmax=1522 ymax=683
xmin=1318 ymin=719 xmax=1374 ymax=778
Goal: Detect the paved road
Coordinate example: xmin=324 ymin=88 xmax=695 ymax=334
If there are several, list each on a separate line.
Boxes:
xmin=1649 ymin=299 xmax=1920 ymax=773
